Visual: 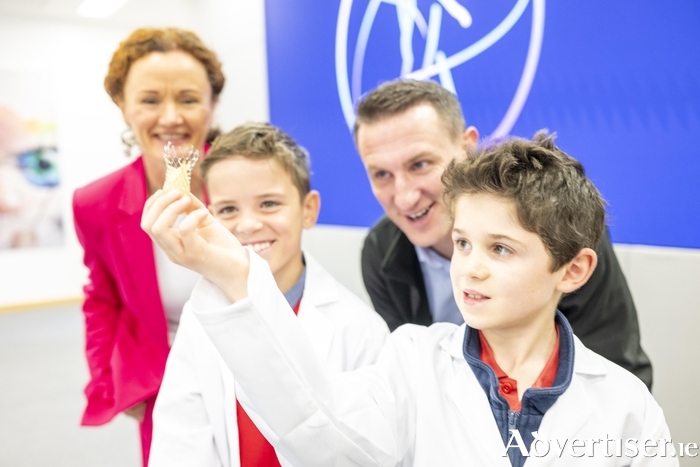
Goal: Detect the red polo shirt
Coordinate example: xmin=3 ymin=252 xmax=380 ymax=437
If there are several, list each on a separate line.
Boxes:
xmin=478 ymin=326 xmax=560 ymax=412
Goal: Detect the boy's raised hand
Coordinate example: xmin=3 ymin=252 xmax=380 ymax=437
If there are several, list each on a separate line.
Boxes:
xmin=141 ymin=190 xmax=249 ymax=303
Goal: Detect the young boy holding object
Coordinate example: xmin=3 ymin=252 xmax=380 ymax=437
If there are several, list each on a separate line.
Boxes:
xmin=147 ymin=123 xmax=389 ymax=467
xmin=143 ymin=131 xmax=675 ymax=466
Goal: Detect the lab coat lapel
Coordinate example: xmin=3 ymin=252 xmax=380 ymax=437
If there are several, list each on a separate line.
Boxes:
xmin=524 ymin=339 xmax=602 ymax=467
xmin=219 ymin=358 xmax=239 ymax=467
xmin=524 ymin=378 xmax=593 ymax=467
xmin=296 ymin=254 xmax=337 ymax=358
xmin=188 ymin=315 xmax=237 ymax=467
xmin=443 ymin=328 xmax=512 ymax=467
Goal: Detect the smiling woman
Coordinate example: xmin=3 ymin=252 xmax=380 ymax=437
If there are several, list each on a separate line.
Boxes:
xmin=71 ymin=28 xmax=224 ymax=467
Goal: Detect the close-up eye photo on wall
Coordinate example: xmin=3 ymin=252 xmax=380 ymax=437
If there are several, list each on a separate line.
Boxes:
xmin=0 ymin=0 xmax=698 ymax=466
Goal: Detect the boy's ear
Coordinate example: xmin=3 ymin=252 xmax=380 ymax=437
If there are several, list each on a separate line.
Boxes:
xmin=557 ymin=248 xmax=598 ymax=294
xmin=301 ymin=190 xmax=321 ymax=229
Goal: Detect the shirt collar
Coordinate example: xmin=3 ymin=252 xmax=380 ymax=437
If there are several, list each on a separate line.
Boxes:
xmin=462 ymin=311 xmax=575 ymax=414
xmin=415 ymin=245 xmax=451 ymax=269
xmin=283 ymin=262 xmax=306 ymax=307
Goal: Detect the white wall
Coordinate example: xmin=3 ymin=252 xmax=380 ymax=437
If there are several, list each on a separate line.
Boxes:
xmin=614 ymin=243 xmax=700 ymax=462
xmin=0 ymin=0 xmax=269 ymax=308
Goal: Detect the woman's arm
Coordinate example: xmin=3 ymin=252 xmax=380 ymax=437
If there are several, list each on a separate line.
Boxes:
xmin=73 ymin=195 xmax=121 ymax=417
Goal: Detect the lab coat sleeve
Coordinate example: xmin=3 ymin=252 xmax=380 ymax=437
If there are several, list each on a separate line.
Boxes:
xmin=339 ymin=293 xmax=390 ymax=370
xmin=353 ymin=311 xmax=390 ymax=369
xmin=192 ymin=253 xmax=416 ymax=467
xmin=149 ymin=308 xmax=222 ymax=467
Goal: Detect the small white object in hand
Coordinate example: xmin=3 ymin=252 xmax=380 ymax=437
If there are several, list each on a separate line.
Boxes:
xmin=162 ymin=142 xmax=200 ymax=196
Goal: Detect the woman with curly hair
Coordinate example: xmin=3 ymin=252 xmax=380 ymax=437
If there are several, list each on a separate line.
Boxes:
xmin=72 ymin=27 xmax=224 ymax=466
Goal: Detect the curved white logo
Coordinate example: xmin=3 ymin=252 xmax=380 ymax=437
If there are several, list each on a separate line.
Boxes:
xmin=335 ymin=0 xmax=546 ymax=138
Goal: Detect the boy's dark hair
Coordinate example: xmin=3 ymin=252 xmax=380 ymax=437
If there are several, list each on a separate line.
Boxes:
xmin=201 ymin=122 xmax=311 ymax=198
xmin=442 ymin=130 xmax=606 ymax=271
xmin=354 ymin=79 xmax=465 ymax=142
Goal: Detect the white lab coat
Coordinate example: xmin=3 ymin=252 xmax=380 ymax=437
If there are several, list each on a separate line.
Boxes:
xmin=191 ymin=252 xmax=677 ymax=467
xmin=149 ymin=253 xmax=390 ymax=467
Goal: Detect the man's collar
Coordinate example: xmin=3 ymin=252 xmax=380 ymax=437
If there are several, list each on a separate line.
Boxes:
xmin=415 ymin=245 xmax=451 ymax=269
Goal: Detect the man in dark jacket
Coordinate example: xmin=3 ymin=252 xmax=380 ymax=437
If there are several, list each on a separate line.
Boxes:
xmin=356 ymin=79 xmax=652 ymax=388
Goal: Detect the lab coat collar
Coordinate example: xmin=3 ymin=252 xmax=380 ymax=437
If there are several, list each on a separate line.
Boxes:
xmin=440 ymin=325 xmax=512 ymax=466
xmin=439 ymin=316 xmax=610 ymax=467
xmin=299 ymin=252 xmax=338 ymax=308
xmin=440 ymin=313 xmax=608 ymax=378
xmin=295 ymin=252 xmax=337 ymax=364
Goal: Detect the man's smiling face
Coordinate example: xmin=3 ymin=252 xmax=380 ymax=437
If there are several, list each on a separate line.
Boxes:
xmin=357 ymin=103 xmax=476 ymax=258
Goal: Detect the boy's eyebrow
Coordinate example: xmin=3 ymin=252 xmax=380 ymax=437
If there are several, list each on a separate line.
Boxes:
xmin=488 ymin=233 xmax=528 ymax=249
xmin=210 ymin=192 xmax=287 ymax=204
xmin=452 ymin=228 xmax=528 ymax=249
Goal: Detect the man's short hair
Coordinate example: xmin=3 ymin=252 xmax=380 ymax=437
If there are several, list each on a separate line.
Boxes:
xmin=354 ymin=79 xmax=466 ymax=142
xmin=442 ymin=130 xmax=606 ymax=271
xmin=201 ymin=122 xmax=311 ymax=198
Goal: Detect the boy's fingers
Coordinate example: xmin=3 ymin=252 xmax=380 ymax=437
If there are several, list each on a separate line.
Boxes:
xmin=178 ymin=208 xmax=210 ymax=240
xmin=187 ymin=193 xmax=207 ymax=212
xmin=145 ymin=194 xmax=190 ymax=237
xmin=151 ymin=202 xmax=192 ymax=249
xmin=142 ymin=189 xmax=164 ymax=216
xmin=142 ymin=190 xmax=182 ymax=231
xmin=178 ymin=208 xmax=210 ymax=254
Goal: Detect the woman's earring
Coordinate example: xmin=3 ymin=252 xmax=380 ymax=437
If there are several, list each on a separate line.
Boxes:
xmin=120 ymin=127 xmax=139 ymax=158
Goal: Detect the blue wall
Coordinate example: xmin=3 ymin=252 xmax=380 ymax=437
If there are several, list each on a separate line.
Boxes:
xmin=265 ymin=0 xmax=700 ymax=249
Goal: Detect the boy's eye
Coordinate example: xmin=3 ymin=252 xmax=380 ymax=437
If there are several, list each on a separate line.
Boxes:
xmin=454 ymin=238 xmax=470 ymax=251
xmin=493 ymin=244 xmax=513 ymax=256
xmin=217 ymin=206 xmax=237 ymax=216
xmin=261 ymin=200 xmax=280 ymax=209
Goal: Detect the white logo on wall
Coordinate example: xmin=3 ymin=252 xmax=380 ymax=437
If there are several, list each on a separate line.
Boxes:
xmin=336 ymin=0 xmax=545 ymax=138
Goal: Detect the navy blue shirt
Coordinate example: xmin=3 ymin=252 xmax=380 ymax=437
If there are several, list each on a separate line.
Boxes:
xmin=462 ymin=312 xmax=575 ymax=467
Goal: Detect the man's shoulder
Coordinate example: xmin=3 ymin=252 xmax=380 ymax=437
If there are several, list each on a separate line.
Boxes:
xmin=366 ymin=216 xmax=401 ymax=238
xmin=363 ymin=216 xmax=411 ymax=255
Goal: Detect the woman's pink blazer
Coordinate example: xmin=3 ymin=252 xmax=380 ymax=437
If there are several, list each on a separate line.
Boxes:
xmin=73 ymin=157 xmax=169 ymax=426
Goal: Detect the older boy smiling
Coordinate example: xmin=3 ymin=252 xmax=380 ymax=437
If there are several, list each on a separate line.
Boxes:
xmin=148 ymin=123 xmax=388 ymax=467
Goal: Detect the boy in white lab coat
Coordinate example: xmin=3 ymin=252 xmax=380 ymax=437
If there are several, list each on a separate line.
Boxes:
xmin=147 ymin=123 xmax=389 ymax=467
xmin=143 ymin=131 xmax=676 ymax=466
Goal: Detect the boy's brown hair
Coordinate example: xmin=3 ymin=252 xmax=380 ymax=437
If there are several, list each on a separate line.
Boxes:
xmin=442 ymin=130 xmax=606 ymax=271
xmin=201 ymin=122 xmax=311 ymax=198
xmin=354 ymin=79 xmax=465 ymax=143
